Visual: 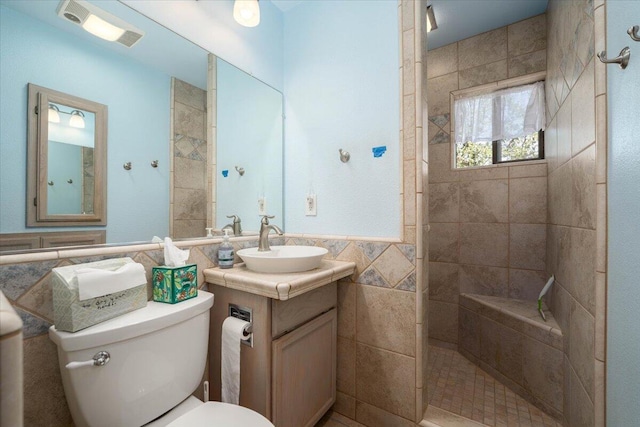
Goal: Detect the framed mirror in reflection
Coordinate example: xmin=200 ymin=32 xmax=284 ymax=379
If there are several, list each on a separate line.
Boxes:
xmin=0 ymin=0 xmax=284 ymax=254
xmin=27 ymin=84 xmax=107 ymax=225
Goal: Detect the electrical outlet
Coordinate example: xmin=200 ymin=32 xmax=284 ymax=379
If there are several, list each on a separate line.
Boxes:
xmin=305 ymin=194 xmax=317 ymax=216
xmin=258 ymin=197 xmax=267 ymax=215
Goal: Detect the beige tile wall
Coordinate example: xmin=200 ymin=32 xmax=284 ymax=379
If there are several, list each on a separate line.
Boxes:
xmin=333 ymin=1 xmax=429 ymax=424
xmin=545 ymin=0 xmax=606 ymax=426
xmin=170 ymin=78 xmax=208 ymax=238
xmin=426 ymin=14 xmax=549 ymax=347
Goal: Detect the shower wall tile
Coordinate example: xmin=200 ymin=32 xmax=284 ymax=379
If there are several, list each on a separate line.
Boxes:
xmin=459 ymin=223 xmax=509 ymax=267
xmin=356 ymin=285 xmax=416 ymax=357
xmin=458 ymin=60 xmax=508 ymax=89
xmin=508 ymin=269 xmax=548 ymax=300
xmin=569 ymin=299 xmax=595 ymax=402
xmin=427 ymin=143 xmax=459 ymax=183
xmin=459 ymin=264 xmax=509 ymax=297
xmin=426 ymin=43 xmax=458 ymax=79
xmin=426 ymin=72 xmax=457 ymax=116
xmin=457 ymin=28 xmax=507 ymax=70
xmin=479 ymin=316 xmax=523 ymax=383
xmin=459 ymin=180 xmax=508 ymax=223
xmin=428 ymin=300 xmax=458 ymax=344
xmin=174 ymin=157 xmax=206 ymax=189
xmin=509 ymin=224 xmax=546 ymax=271
xmin=428 ymin=223 xmax=459 ymax=263
xmin=428 ymin=261 xmax=459 ymax=303
xmin=458 ymin=306 xmax=481 ymax=356
xmin=355 ymin=343 xmax=416 ymax=420
xmin=508 ymin=14 xmax=547 ymax=57
xmin=508 ymin=163 xmax=547 ymax=179
xmin=568 ymin=227 xmax=596 ymax=315
xmin=508 ymin=49 xmax=547 ymax=78
xmin=522 ymin=337 xmax=564 ymax=413
xmin=571 ymin=145 xmax=596 ymax=229
xmin=571 ymin=60 xmax=596 ymax=156
xmin=509 ymin=177 xmax=547 ymax=224
xmin=428 ymin=182 xmax=459 ymax=223
xmin=569 ymin=364 xmax=595 ymax=427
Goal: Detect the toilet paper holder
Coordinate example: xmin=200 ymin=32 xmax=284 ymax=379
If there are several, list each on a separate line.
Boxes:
xmin=229 ymin=303 xmax=253 ymax=347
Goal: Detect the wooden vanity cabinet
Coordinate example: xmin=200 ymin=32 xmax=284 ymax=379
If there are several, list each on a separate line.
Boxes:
xmin=208 ymin=282 xmax=337 ymax=427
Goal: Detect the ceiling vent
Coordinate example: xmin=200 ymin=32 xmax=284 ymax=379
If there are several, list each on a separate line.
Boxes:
xmin=56 ymin=0 xmax=145 ymax=48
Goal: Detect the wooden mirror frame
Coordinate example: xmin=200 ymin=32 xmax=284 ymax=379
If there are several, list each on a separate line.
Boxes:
xmin=26 ymin=84 xmax=107 ymax=226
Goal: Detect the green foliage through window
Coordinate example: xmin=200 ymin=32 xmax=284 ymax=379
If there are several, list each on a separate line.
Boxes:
xmin=455 ymin=131 xmax=542 ymax=168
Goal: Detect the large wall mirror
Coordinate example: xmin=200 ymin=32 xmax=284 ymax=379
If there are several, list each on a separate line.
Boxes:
xmin=0 ymin=0 xmax=283 ymax=253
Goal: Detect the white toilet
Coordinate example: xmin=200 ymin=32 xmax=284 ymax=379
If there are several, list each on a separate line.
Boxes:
xmin=49 ymin=290 xmax=273 ymax=427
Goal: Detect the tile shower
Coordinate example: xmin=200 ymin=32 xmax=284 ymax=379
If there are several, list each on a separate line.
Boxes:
xmin=426 ymin=0 xmax=607 ymax=426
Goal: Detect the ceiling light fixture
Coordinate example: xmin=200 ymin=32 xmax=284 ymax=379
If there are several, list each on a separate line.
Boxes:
xmin=48 ymin=104 xmax=61 ymax=123
xmin=234 ymin=0 xmax=260 ymax=27
xmin=56 ymin=0 xmax=145 ymax=47
xmin=426 ymin=5 xmax=438 ymax=32
xmin=69 ymin=110 xmax=86 ymax=129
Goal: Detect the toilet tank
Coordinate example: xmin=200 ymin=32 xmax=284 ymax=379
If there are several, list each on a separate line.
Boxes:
xmin=49 ymin=291 xmax=214 ymax=427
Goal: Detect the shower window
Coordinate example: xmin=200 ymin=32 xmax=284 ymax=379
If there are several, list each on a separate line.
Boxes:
xmin=453 ymin=80 xmax=546 ymax=169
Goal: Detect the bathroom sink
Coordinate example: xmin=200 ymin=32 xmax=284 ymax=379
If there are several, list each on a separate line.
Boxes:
xmin=236 ymin=246 xmax=328 ymax=273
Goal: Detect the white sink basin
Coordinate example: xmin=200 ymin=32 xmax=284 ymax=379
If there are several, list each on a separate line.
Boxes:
xmin=236 ymin=246 xmax=328 ymax=273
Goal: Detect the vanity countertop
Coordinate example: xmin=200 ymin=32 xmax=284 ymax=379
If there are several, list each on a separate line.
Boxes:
xmin=203 ymin=260 xmax=356 ymax=300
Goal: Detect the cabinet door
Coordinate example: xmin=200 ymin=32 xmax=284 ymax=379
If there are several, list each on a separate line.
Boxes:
xmin=272 ymin=309 xmax=337 ymax=427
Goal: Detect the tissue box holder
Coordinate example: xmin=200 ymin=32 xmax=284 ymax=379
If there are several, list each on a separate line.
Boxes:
xmin=152 ymin=264 xmax=198 ymax=304
xmin=52 ymin=258 xmax=148 ymax=333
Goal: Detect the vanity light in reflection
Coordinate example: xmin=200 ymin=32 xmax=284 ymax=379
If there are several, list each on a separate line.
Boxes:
xmin=69 ymin=110 xmax=85 ymax=128
xmin=48 ymin=104 xmax=61 ymax=123
xmin=234 ymin=0 xmax=260 ymax=27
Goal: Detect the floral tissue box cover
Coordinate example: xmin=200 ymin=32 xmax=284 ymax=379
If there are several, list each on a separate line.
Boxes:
xmin=152 ymin=264 xmax=198 ymax=304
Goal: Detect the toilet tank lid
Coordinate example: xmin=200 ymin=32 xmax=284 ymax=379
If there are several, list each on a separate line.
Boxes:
xmin=49 ymin=291 xmax=214 ymax=352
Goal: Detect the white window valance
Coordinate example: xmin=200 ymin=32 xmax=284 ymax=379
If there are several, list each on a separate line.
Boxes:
xmin=454 ymin=81 xmax=546 ymax=144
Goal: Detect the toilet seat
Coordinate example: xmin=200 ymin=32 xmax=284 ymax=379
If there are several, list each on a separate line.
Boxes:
xmin=166 ymin=402 xmax=274 ymax=427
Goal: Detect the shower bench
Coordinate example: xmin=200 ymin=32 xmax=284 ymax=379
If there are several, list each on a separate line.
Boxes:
xmin=458 ymin=293 xmax=564 ymax=420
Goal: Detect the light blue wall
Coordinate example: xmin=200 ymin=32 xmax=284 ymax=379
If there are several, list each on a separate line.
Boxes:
xmin=122 ymin=0 xmax=284 ymax=91
xmin=0 ymin=5 xmax=170 ymax=243
xmin=47 ymin=142 xmax=83 ymax=215
xmin=282 ymin=0 xmax=400 ymax=237
xmin=216 ymin=59 xmax=284 ymax=230
xmin=606 ymin=0 xmax=640 ymax=425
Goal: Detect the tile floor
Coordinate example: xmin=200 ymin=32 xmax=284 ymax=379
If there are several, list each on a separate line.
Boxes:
xmin=427 ymin=345 xmax=562 ymax=427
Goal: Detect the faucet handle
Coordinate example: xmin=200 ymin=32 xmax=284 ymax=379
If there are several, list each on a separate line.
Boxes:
xmin=226 ymin=214 xmax=240 ymax=223
xmin=260 ymin=215 xmax=275 ymax=225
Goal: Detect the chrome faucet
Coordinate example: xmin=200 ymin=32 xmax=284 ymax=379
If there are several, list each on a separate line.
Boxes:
xmin=222 ymin=215 xmax=242 ymax=236
xmin=258 ymin=215 xmax=283 ymax=251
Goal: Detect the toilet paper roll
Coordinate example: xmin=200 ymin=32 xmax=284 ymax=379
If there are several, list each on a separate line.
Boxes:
xmin=221 ymin=316 xmax=251 ymax=405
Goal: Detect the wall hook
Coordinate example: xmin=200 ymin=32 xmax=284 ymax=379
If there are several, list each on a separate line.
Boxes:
xmin=48 ymin=180 xmax=54 ymax=186
xmin=150 ymin=160 xmax=159 ymax=168
xmin=235 ymin=166 xmax=245 ymax=176
xmin=597 ymin=46 xmax=631 ymax=69
xmin=123 ymin=162 xmax=132 ymax=170
xmin=628 ymin=25 xmax=640 ymax=42
xmin=67 ymin=179 xmax=73 ymax=184
xmin=339 ymin=148 xmax=350 ymax=163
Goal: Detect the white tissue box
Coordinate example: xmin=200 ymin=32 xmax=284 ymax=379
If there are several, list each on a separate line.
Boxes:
xmin=52 ymin=257 xmax=148 ymax=332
